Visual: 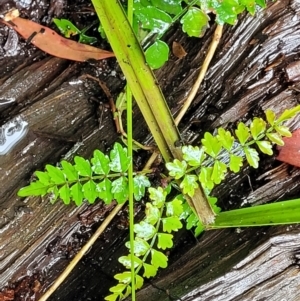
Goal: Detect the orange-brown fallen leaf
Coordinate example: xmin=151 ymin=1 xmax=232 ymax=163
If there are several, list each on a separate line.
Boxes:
xmin=172 ymin=41 xmax=187 ymax=59
xmin=1 ymin=16 xmax=114 ymax=62
xmin=277 ymin=129 xmax=300 ymax=168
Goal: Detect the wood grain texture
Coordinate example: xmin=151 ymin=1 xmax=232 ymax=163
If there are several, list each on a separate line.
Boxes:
xmin=1 ymin=0 xmax=300 ymax=300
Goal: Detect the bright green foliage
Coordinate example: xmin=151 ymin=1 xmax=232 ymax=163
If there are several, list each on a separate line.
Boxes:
xmin=18 ymin=143 xmax=150 ymax=205
xmin=134 ymin=3 xmax=173 ymax=34
xmin=145 ymin=40 xmax=169 ymax=69
xmin=17 ymin=107 xmax=300 ymax=299
xmin=106 ymin=186 xmax=183 ymax=300
xmin=180 ymin=7 xmax=209 ymax=37
xmin=165 ymin=159 xmax=187 ymax=179
xmin=184 ymin=195 xmax=220 ymax=236
xmin=151 ymin=0 xmax=182 ymax=15
xmin=167 ymin=106 xmax=300 ymax=192
xmin=130 ymin=0 xmax=266 ymax=68
xmin=53 ymin=18 xmax=97 ymax=44
xmin=54 ymin=0 xmax=267 ymax=69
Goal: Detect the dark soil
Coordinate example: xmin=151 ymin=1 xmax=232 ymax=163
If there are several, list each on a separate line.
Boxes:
xmin=1 ymin=0 xmax=300 ymax=301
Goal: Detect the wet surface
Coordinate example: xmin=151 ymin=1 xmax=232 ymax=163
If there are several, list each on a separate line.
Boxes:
xmin=0 ymin=0 xmax=300 ymax=300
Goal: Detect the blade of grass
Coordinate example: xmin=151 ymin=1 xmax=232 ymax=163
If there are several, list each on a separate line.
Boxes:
xmin=92 ymin=0 xmax=180 ymax=162
xmin=208 ymin=199 xmax=300 ymax=229
xmin=92 ymin=0 xmax=215 ymax=225
xmin=126 ymin=1 xmax=136 ymax=299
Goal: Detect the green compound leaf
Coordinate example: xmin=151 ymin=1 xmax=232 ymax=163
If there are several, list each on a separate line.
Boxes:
xmin=250 ymin=118 xmax=266 ymax=140
xmin=114 ymin=271 xmax=131 ymax=284
xmin=18 ymin=181 xmax=49 ymax=197
xmin=255 ymin=0 xmax=266 ymax=8
xmin=46 ymin=164 xmax=65 ymax=184
xmin=209 ymin=0 xmax=244 ymax=25
xmin=53 ymin=18 xmax=80 ymax=38
xmin=166 ymin=197 xmax=183 ymax=217
xmin=59 ymin=184 xmax=70 ymax=204
xmin=134 ymin=221 xmax=156 ymax=240
xmin=195 ymin=221 xmax=205 ymax=236
xmin=61 ymin=160 xmax=78 ymax=181
xmin=133 ymin=174 xmax=151 ymax=201
xmin=182 ymin=145 xmax=206 ymax=167
xmin=199 ymin=166 xmax=214 ymax=190
xmin=217 ymin=127 xmax=234 ymax=151
xmin=145 ymin=40 xmax=169 ymax=69
xmin=78 ymin=33 xmax=97 ymax=45
xmin=151 ymin=0 xmax=182 ymax=15
xmin=119 ymin=254 xmax=143 ymax=269
xmin=274 ymin=125 xmax=292 ymax=137
xmin=266 ymin=132 xmax=284 ymax=146
xmin=135 ymin=274 xmax=144 ymax=289
xmin=148 ymin=187 xmax=167 ymax=208
xmin=97 ymin=178 xmax=113 ymax=204
xmin=276 ymin=105 xmax=300 ymax=123
xmin=35 ymin=171 xmax=51 ymax=185
xmin=109 ymin=283 xmax=127 ymax=293
xmin=151 ymin=249 xmax=168 ymax=268
xmin=186 ymin=210 xmax=199 ymax=230
xmin=180 ymin=7 xmax=209 ymax=37
xmin=70 ymin=182 xmax=83 ymax=206
xmin=104 ymin=293 xmax=119 ymax=301
xmin=180 ymin=174 xmax=199 ymax=197
xmin=235 ymin=122 xmax=250 ymax=145
xmin=244 ymin=146 xmax=259 ymax=168
xmin=145 ymin=203 xmax=161 ymax=225
xmin=162 ymin=216 xmax=183 ymax=233
xmin=143 ymin=263 xmax=157 ymax=278
xmin=256 ymin=140 xmax=273 ymax=155
xmin=239 ymin=0 xmax=256 ymax=15
xmin=166 ymin=159 xmax=187 ymax=179
xmin=140 ymin=0 xmax=151 ymax=6
xmin=74 ymin=156 xmax=92 ymax=177
xmin=157 ymin=233 xmax=173 ymax=250
xmin=265 ymin=109 xmax=276 ymax=126
xmin=229 ymin=154 xmax=243 ymax=172
xmin=211 ymin=160 xmax=227 ymax=184
xmin=111 ymin=176 xmax=128 ymax=204
xmin=82 ymin=180 xmax=98 ymax=203
xmin=109 ymin=143 xmax=131 ymax=173
xmin=201 ymin=132 xmax=222 ymax=157
xmin=91 ymin=149 xmax=110 ymax=175
xmin=125 ymin=237 xmax=150 ymax=256
xmin=54 ymin=18 xmax=97 ymax=44
xmin=134 ymin=5 xmax=172 ymax=34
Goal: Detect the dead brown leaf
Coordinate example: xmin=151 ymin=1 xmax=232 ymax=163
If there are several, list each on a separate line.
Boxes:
xmin=172 ymin=41 xmax=187 ymax=59
xmin=1 ymin=16 xmax=114 ymax=62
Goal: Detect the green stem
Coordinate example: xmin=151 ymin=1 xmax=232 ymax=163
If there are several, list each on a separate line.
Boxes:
xmin=91 ymin=0 xmax=215 ymax=225
xmin=126 ymin=0 xmax=136 ymax=299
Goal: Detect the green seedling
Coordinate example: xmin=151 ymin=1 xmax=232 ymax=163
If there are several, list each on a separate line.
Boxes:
xmin=53 ymin=18 xmax=98 ymax=44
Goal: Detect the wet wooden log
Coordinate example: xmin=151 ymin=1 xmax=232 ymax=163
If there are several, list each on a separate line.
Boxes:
xmin=1 ymin=0 xmax=300 ymax=300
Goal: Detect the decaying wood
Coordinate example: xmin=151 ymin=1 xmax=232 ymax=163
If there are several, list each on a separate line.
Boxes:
xmin=1 ymin=0 xmax=300 ymax=300
xmin=135 ymin=226 xmax=300 ymax=301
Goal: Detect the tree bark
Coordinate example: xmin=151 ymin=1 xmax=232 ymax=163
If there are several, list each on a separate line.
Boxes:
xmin=1 ymin=0 xmax=300 ymax=300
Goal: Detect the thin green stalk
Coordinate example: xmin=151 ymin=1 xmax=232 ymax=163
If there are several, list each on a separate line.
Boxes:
xmin=126 ymin=0 xmax=135 ymax=300
xmin=91 ymin=0 xmax=215 ymax=226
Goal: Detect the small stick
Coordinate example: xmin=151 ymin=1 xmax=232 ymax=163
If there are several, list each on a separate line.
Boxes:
xmin=38 ymin=203 xmax=125 ymax=301
xmin=175 ymin=24 xmax=223 ymax=125
xmin=83 ymin=74 xmax=120 ymax=132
